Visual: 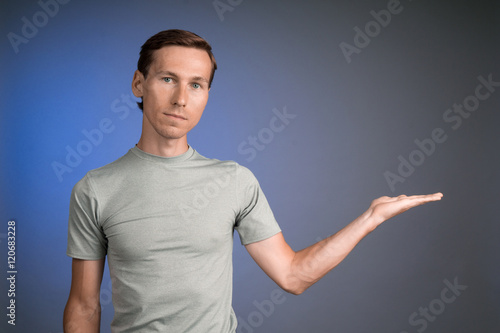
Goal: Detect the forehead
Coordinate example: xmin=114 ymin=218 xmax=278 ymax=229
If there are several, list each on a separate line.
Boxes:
xmin=149 ymin=46 xmax=212 ymax=77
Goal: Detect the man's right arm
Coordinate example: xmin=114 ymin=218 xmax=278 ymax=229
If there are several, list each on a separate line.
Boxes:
xmin=63 ymin=258 xmax=105 ymax=333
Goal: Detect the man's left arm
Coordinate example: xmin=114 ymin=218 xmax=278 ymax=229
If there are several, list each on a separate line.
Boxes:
xmin=245 ymin=193 xmax=443 ymax=295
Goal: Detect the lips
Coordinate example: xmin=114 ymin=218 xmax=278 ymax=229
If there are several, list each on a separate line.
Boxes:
xmin=163 ymin=113 xmax=186 ymax=120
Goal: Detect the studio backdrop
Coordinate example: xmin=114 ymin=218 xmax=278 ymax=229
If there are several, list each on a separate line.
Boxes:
xmin=1 ymin=0 xmax=499 ymax=332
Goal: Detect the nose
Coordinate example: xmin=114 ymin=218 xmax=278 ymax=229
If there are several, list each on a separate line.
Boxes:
xmin=171 ymin=85 xmax=187 ymax=107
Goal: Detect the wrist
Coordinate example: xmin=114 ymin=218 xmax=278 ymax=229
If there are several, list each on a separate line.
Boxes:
xmin=358 ymin=209 xmax=382 ymax=234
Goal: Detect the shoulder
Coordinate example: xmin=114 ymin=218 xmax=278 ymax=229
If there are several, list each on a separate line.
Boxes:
xmin=89 ymin=150 xmax=133 ymax=175
xmin=190 ymin=150 xmax=260 ymax=186
xmin=191 ymin=149 xmax=240 ymax=172
xmin=194 ymin=150 xmax=257 ymax=173
xmin=73 ymin=150 xmax=133 ymax=193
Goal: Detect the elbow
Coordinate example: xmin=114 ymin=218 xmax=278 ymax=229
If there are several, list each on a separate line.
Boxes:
xmin=286 ymin=288 xmax=304 ymax=296
xmin=63 ymin=297 xmax=101 ymax=331
xmin=282 ymin=285 xmax=306 ymax=295
xmin=279 ymin=279 xmax=308 ymax=295
xmin=279 ymin=264 xmax=317 ymax=295
xmin=64 ymin=297 xmax=101 ymax=317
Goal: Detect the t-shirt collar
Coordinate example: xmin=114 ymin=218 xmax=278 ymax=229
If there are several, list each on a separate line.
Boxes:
xmin=130 ymin=144 xmax=195 ymax=164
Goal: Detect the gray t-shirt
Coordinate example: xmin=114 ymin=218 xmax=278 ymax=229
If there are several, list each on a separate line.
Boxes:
xmin=66 ymin=145 xmax=281 ymax=332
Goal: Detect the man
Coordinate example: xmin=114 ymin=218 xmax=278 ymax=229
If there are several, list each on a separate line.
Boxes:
xmin=63 ymin=29 xmax=442 ymax=332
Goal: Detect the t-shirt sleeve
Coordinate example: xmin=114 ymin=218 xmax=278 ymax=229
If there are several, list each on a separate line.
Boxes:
xmin=234 ymin=165 xmax=281 ymax=245
xmin=66 ymin=173 xmax=107 ymax=259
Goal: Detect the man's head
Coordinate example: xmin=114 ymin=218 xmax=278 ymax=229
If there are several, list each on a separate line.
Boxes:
xmin=132 ymin=30 xmax=215 ymax=147
xmin=135 ymin=29 xmax=217 ymax=111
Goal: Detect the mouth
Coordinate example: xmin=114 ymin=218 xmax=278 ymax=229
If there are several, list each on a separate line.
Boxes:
xmin=163 ymin=113 xmax=186 ymax=120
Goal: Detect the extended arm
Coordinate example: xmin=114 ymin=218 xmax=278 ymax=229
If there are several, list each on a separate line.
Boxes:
xmin=63 ymin=258 xmax=105 ymax=333
xmin=245 ymin=193 xmax=443 ymax=295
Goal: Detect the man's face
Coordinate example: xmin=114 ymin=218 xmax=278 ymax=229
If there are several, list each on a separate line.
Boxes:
xmin=132 ymin=46 xmax=212 ymax=142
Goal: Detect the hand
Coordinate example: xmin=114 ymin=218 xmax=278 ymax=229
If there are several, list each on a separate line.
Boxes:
xmin=365 ymin=193 xmax=443 ymax=228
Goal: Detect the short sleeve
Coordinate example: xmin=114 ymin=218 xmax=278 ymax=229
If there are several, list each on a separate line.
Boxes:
xmin=66 ymin=173 xmax=107 ymax=259
xmin=235 ymin=166 xmax=281 ymax=245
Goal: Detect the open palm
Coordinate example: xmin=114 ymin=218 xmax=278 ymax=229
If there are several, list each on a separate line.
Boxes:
xmin=367 ymin=193 xmax=443 ymax=226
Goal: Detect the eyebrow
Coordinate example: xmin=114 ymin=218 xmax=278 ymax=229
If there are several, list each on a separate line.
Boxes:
xmin=156 ymin=70 xmax=209 ymax=83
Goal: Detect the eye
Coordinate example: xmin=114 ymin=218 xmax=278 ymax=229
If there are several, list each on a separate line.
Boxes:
xmin=163 ymin=77 xmax=173 ymax=83
xmin=192 ymin=83 xmax=201 ymax=89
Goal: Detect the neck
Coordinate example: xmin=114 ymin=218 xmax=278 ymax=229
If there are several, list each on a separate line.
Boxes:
xmin=136 ymin=136 xmax=189 ymax=157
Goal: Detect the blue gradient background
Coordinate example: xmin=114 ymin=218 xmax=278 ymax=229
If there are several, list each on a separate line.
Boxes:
xmin=1 ymin=0 xmax=499 ymax=332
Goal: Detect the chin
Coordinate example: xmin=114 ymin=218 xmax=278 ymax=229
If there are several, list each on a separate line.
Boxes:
xmin=158 ymin=129 xmax=188 ymax=140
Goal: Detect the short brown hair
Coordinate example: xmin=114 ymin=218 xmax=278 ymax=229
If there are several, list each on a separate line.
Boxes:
xmin=136 ymin=29 xmax=217 ymax=110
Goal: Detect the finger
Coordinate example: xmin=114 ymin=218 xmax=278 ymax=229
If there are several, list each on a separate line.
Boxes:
xmin=374 ymin=193 xmax=442 ymax=207
xmin=404 ymin=193 xmax=443 ymax=201
xmin=403 ymin=194 xmax=443 ymax=208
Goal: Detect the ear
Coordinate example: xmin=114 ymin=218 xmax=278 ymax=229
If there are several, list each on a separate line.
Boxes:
xmin=132 ymin=70 xmax=145 ymax=98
